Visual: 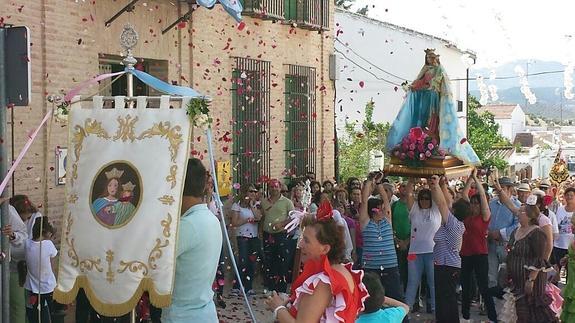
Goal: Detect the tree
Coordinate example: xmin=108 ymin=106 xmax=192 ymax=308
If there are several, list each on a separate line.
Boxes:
xmin=335 ymin=0 xmax=355 ymax=10
xmin=356 ymin=5 xmax=369 ymax=15
xmin=338 ymin=100 xmax=390 ymax=181
xmin=467 ymin=95 xmax=510 ymax=169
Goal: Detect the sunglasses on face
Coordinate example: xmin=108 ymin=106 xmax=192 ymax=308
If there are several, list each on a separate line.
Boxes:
xmin=419 ymin=197 xmax=431 ymax=201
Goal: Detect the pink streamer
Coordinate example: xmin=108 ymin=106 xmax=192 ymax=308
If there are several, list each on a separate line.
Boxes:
xmin=0 ymin=108 xmax=53 ymax=195
xmin=64 ymin=71 xmax=126 ymax=102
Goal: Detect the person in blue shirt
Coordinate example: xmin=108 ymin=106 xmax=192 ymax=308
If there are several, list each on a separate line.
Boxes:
xmin=161 ymin=158 xmax=223 ymax=323
xmin=357 ymin=271 xmax=409 ymax=323
xmin=487 ymin=176 xmax=520 ymax=296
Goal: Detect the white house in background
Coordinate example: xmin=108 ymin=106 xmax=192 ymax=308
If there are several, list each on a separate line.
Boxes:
xmin=477 ymin=104 xmax=526 ymax=142
xmin=334 ymin=8 xmax=474 ymax=134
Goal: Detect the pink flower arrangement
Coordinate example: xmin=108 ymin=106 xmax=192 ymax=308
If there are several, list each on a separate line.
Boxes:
xmin=391 ymin=127 xmax=445 ymax=166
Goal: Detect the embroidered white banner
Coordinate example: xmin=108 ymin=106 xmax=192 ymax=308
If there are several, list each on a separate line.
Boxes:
xmin=55 ymin=96 xmax=192 ymax=316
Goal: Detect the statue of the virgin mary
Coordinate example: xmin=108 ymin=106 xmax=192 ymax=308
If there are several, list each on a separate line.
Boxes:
xmin=385 ymin=49 xmax=480 ymax=165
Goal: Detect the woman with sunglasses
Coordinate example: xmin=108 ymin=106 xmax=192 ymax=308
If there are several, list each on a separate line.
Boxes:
xmin=404 ymin=177 xmax=442 ymax=314
xmin=230 ymin=184 xmax=263 ymax=296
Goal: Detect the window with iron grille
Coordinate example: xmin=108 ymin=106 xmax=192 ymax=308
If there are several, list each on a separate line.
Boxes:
xmin=284 ymin=64 xmax=317 ymax=180
xmin=231 ymin=57 xmax=271 ymax=187
xmin=285 ymin=0 xmax=330 ymax=29
xmin=241 ymin=0 xmax=284 ymax=20
xmin=98 ymin=54 xmax=168 ymax=108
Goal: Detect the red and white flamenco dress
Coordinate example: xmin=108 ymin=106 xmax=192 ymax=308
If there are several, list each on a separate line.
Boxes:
xmin=286 ymin=255 xmax=369 ymax=322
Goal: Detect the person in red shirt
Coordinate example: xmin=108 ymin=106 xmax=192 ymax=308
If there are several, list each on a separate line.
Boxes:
xmin=459 ymin=169 xmax=497 ymax=322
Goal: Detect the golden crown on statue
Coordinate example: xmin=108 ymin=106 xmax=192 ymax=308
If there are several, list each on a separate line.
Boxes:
xmin=105 ymin=168 xmax=124 ymax=180
xmin=122 ymin=181 xmax=136 ymax=191
xmin=424 ymin=48 xmax=439 ymax=56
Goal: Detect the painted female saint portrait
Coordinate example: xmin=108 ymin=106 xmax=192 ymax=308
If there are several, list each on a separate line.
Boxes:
xmin=385 ymin=48 xmax=480 ymax=165
xmin=91 ymin=162 xmax=141 ymax=228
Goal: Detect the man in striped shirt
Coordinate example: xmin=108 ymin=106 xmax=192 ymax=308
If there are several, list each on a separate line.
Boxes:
xmin=359 ymin=175 xmax=405 ymax=306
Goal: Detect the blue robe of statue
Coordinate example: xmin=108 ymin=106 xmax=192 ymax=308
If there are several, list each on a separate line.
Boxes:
xmin=385 ymin=63 xmax=480 ymax=165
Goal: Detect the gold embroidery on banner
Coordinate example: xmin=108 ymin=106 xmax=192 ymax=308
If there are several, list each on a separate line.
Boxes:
xmin=79 ymin=259 xmax=104 ymax=273
xmin=72 ymin=119 xmax=111 ymax=161
xmin=118 ymin=261 xmax=149 ymax=276
xmin=106 ymin=250 xmax=115 ymax=283
xmin=165 ymin=165 xmax=177 ymax=189
xmin=160 ymin=213 xmax=172 ymax=238
xmin=71 ymin=164 xmax=78 ymax=187
xmin=158 ymin=195 xmax=175 ymax=206
xmin=113 ymin=115 xmax=139 ymax=142
xmin=137 ymin=122 xmax=183 ymax=162
xmin=68 ymin=194 xmax=78 ymax=204
xmin=64 ymin=213 xmax=79 ymax=267
xmin=117 ymin=212 xmax=172 ymax=276
xmin=64 ymin=212 xmax=102 ymax=272
xmin=148 ymin=238 xmax=169 ymax=270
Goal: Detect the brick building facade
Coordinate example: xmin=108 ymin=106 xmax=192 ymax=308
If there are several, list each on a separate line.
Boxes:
xmin=0 ymin=0 xmax=335 ymax=241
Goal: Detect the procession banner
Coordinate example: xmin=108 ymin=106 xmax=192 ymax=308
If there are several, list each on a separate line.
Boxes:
xmin=54 ymin=95 xmax=192 ymax=316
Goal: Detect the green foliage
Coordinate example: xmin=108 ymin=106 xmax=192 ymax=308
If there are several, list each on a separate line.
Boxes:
xmin=356 ymin=5 xmax=369 ymax=15
xmin=482 ymin=157 xmax=509 ymax=171
xmin=467 ymin=96 xmax=509 ymax=168
xmin=335 ymin=0 xmax=355 ymax=10
xmin=186 ymin=98 xmax=212 ymax=128
xmin=338 ymin=100 xmax=390 ymax=182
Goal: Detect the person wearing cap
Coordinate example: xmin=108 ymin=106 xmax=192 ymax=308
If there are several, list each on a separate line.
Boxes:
xmin=261 ymin=179 xmax=295 ymax=293
xmin=487 ymin=176 xmax=521 ymax=291
xmin=517 ymin=183 xmax=532 ymax=204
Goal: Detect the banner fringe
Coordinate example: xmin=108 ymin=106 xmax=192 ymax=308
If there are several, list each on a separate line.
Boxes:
xmin=54 ymin=276 xmax=172 ymax=317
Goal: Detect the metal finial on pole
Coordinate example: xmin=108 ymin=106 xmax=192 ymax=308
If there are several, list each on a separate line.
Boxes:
xmin=120 ymin=24 xmax=138 ymax=106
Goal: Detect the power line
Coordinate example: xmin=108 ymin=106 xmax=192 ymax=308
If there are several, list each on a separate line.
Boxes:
xmin=335 ymin=38 xmax=409 ymax=81
xmin=335 ymin=39 xmax=567 ymax=82
xmin=334 ymin=48 xmax=402 ymax=86
xmin=454 ymin=70 xmax=566 ymax=81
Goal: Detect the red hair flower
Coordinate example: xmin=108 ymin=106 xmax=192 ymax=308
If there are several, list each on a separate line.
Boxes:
xmin=543 ymin=195 xmax=553 ymax=207
xmin=316 ymin=200 xmax=333 ymax=222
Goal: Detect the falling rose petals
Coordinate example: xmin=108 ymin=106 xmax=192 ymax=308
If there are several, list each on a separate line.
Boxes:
xmin=460 ymin=138 xmax=468 ymax=144
xmin=237 ymin=21 xmax=246 ymax=31
xmin=359 ymin=81 xmax=364 ymax=88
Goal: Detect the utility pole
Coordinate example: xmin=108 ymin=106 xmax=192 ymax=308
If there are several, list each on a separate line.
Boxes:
xmin=0 ymin=26 xmax=10 ymax=323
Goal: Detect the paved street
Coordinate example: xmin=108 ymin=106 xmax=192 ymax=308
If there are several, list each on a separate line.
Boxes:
xmin=215 ymin=286 xmax=506 ymax=323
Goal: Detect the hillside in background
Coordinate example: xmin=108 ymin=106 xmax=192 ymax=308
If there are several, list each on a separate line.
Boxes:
xmin=469 ymin=60 xmax=574 ymax=121
xmin=469 ymin=59 xmax=565 ymax=90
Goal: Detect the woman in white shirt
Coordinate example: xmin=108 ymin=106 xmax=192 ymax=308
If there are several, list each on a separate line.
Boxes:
xmin=404 ymin=181 xmax=443 ymax=313
xmin=10 ymin=195 xmax=42 ymax=237
xmin=553 ymin=187 xmax=575 ymax=280
xmin=24 ymin=216 xmax=57 ymax=323
xmin=231 ymin=184 xmax=262 ymax=295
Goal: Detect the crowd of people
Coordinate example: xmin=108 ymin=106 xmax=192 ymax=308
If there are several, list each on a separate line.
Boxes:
xmin=215 ymin=168 xmax=575 ymax=322
xmin=5 ymin=160 xmax=575 ymax=322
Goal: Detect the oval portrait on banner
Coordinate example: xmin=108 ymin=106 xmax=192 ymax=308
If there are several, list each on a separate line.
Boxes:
xmin=90 ymin=161 xmax=142 ymax=229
